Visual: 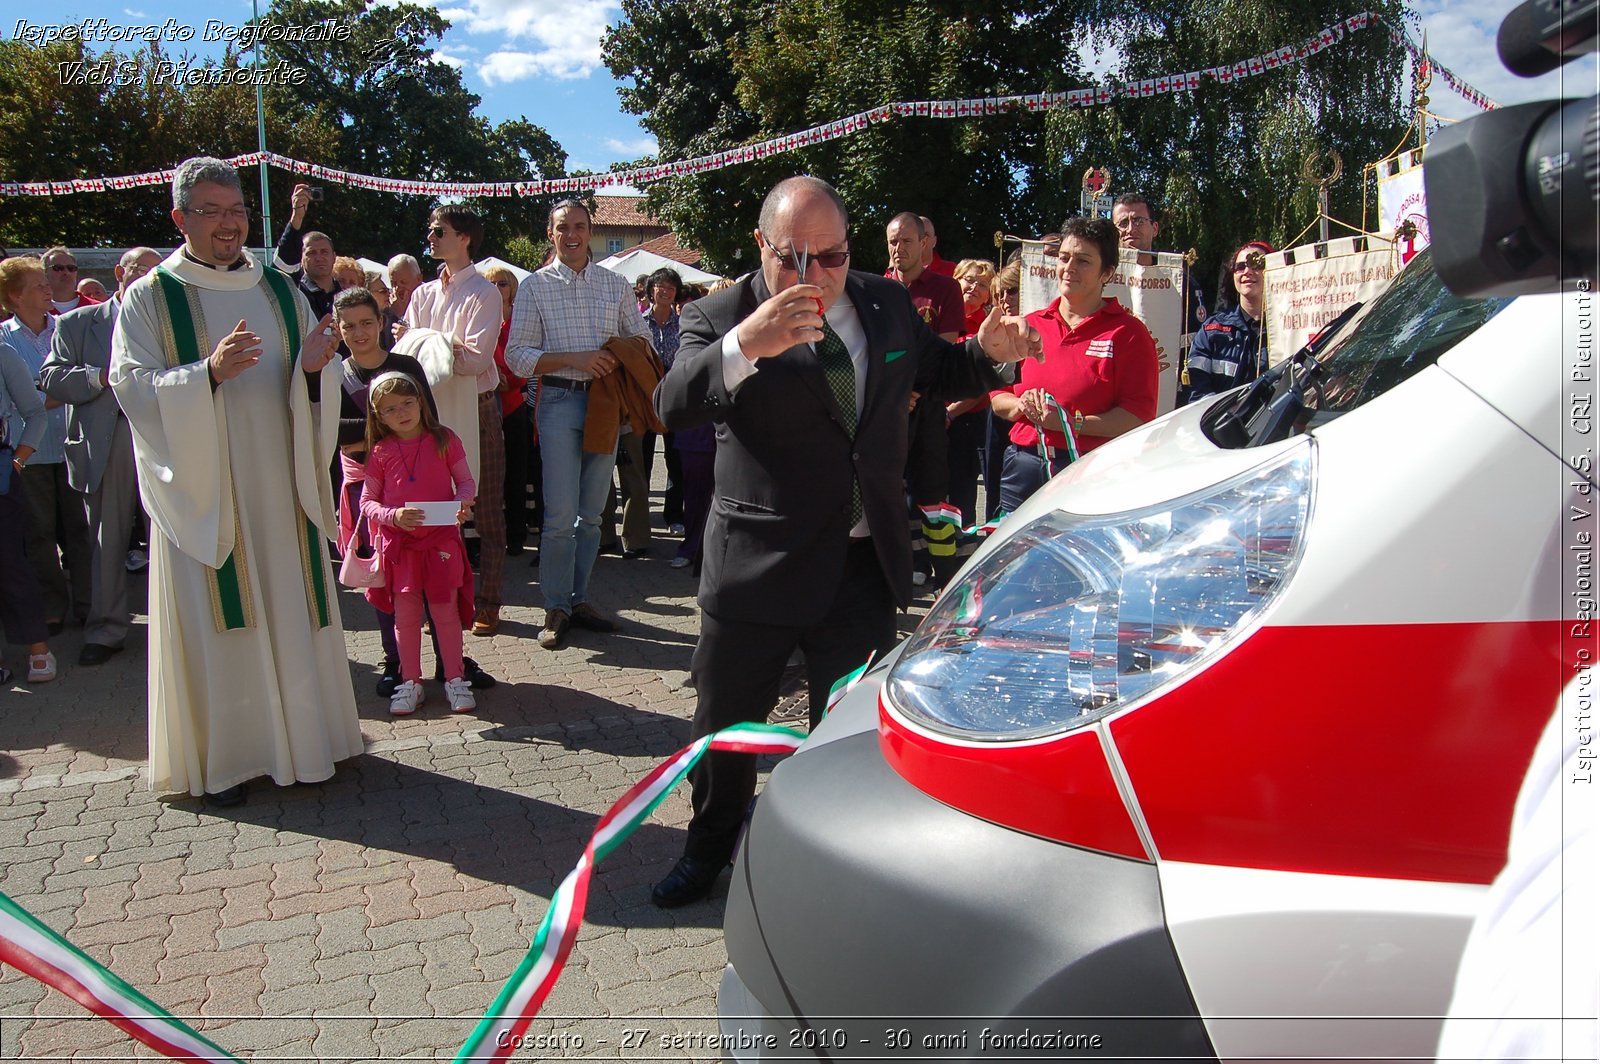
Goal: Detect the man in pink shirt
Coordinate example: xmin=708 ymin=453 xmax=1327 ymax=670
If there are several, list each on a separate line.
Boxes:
xmin=396 ymin=206 xmax=507 ymax=636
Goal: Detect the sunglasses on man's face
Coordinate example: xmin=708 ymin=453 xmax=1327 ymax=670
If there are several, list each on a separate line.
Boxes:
xmin=426 ymin=226 xmax=450 ymax=238
xmin=1232 ymin=252 xmax=1267 ymax=273
xmin=763 ymin=237 xmax=850 ymax=273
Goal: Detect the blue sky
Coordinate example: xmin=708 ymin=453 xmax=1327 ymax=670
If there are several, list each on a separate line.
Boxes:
xmin=12 ymin=0 xmax=1600 ymax=181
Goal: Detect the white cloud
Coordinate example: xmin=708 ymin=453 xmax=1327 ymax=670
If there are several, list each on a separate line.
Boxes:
xmin=432 ymin=50 xmax=467 ymax=68
xmin=1413 ymin=3 xmax=1598 ymax=121
xmin=426 ymin=0 xmax=617 ymax=80
xmin=604 ymin=136 xmax=657 ymax=156
xmin=125 ymin=8 xmax=147 ymax=17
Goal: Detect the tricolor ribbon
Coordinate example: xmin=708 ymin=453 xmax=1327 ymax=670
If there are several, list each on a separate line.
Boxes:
xmin=825 ymin=652 xmax=876 ymax=716
xmin=453 ymin=721 xmax=807 ymax=1062
xmin=0 ymin=891 xmax=245 ymax=1062
xmin=918 ymin=502 xmax=964 ymax=526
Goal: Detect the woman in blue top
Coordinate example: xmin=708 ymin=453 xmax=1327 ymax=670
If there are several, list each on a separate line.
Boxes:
xmin=0 ymin=257 xmax=57 ymax=683
xmin=1184 ymin=240 xmax=1272 ymax=403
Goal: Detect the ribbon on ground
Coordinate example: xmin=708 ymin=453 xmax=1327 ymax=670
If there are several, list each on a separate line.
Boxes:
xmin=0 ymin=890 xmax=244 ymax=1063
xmin=0 ymin=13 xmax=1490 ymax=199
xmin=453 ymin=721 xmax=807 ymax=1062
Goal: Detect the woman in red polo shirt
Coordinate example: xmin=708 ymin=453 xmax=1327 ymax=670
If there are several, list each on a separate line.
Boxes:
xmin=990 ymin=216 xmax=1158 ymax=511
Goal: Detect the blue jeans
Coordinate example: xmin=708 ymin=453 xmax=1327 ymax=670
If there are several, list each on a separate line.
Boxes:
xmin=535 ymin=386 xmax=618 ymax=612
xmin=998 ymin=442 xmax=1068 ymax=513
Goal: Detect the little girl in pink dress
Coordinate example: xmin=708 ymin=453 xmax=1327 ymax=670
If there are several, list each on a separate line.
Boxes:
xmin=360 ymin=372 xmax=477 ymax=715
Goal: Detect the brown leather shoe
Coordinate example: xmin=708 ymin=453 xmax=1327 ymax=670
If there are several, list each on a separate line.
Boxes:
xmin=471 ymin=606 xmax=500 ymax=637
xmin=569 ymin=601 xmax=618 ymax=632
xmin=538 ymin=608 xmax=570 ymax=650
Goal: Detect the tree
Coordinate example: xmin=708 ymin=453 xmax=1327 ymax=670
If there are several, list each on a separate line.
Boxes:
xmin=1043 ymin=0 xmax=1411 ymax=293
xmin=0 ymin=0 xmax=570 ymax=264
xmin=603 ymin=0 xmax=1412 ymax=284
xmin=604 ymin=0 xmax=1092 ymax=273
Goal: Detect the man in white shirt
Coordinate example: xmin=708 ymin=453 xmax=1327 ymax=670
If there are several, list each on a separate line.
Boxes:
xmin=504 ymin=200 xmax=648 ymax=650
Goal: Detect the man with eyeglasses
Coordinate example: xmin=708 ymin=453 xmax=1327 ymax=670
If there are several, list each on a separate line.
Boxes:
xmin=110 ymin=156 xmax=358 ymax=809
xmin=40 ymin=247 xmax=161 ymax=667
xmin=1110 ymin=192 xmax=1205 ymax=330
xmin=274 ymin=183 xmax=342 ymax=320
xmin=649 ymin=175 xmax=1041 ymax=907
xmin=504 ymin=199 xmax=649 ymax=651
xmin=41 ymin=248 xmax=100 ymax=315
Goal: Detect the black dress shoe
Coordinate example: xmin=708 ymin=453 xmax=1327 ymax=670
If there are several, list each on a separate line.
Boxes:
xmin=622 ymin=547 xmax=651 ymax=560
xmin=206 ymin=783 xmax=247 ymax=808
xmin=436 ymin=656 xmax=498 ymax=688
xmin=651 ymin=855 xmax=726 ymax=908
xmin=77 ymin=643 xmax=124 ymax=667
xmin=376 ymin=659 xmax=403 ymax=698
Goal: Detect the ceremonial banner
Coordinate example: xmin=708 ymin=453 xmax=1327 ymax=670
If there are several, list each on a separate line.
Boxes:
xmin=1376 ymin=148 xmax=1431 ymax=264
xmin=1018 ymin=242 xmax=1185 ymax=414
xmin=1262 ymin=235 xmax=1401 ymax=363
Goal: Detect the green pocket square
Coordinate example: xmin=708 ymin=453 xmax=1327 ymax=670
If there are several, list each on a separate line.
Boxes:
xmin=884 ymin=349 xmax=907 ymax=363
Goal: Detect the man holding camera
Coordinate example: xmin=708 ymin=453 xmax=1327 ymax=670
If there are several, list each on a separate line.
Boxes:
xmin=274 ymin=183 xmax=341 ymax=320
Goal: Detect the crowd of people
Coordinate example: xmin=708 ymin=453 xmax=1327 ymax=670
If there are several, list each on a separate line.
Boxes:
xmin=0 ymin=156 xmax=1272 ymax=901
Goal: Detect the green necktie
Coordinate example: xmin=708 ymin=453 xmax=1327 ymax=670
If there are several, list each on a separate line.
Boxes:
xmin=815 ymin=320 xmax=862 ymax=524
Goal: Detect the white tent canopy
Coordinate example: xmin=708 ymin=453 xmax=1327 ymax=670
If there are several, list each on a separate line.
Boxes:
xmin=476 ymin=255 xmax=531 ymax=282
xmin=597 ymin=248 xmax=722 ymax=286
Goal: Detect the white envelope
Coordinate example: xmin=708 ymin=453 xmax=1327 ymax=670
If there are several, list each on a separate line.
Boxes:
xmin=407 ymin=501 xmax=460 ymax=527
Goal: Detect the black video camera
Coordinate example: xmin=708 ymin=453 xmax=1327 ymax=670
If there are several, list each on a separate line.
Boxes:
xmin=1425 ymin=0 xmax=1599 ymax=296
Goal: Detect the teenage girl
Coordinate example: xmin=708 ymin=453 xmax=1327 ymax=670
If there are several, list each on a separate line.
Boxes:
xmin=360 ymin=372 xmax=477 ymax=715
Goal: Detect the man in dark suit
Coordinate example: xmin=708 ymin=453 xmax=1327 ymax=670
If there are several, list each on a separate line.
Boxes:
xmin=39 ymin=247 xmax=161 ymax=665
xmin=651 ymin=176 xmax=1040 ymax=907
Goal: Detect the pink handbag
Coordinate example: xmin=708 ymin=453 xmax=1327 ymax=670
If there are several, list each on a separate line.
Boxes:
xmin=337 ymin=523 xmax=385 ymax=589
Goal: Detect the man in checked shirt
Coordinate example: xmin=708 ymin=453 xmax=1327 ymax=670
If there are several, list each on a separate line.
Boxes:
xmin=504 ymin=200 xmax=649 ymax=650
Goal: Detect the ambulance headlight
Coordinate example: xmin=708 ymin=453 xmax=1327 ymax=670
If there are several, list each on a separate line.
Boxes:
xmin=885 ymin=446 xmax=1313 ymax=741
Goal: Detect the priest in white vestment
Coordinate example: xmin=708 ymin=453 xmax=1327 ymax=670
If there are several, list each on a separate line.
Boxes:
xmin=110 ymin=156 xmax=362 ymax=806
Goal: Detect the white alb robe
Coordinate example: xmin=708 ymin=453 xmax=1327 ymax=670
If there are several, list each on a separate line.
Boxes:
xmin=111 ymin=250 xmax=362 ymax=796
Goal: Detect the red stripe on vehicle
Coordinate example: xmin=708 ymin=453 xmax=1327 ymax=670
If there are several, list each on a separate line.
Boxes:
xmin=879 ymin=701 xmax=1150 ymax=861
xmin=1108 ymin=620 xmax=1574 ymax=884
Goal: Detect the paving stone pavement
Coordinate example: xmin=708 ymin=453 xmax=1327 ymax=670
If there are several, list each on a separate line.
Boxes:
xmin=0 ymin=491 xmax=937 ymax=1062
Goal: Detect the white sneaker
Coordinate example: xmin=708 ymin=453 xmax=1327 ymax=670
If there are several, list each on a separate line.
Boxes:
xmin=912 ymin=571 xmax=928 ymax=587
xmin=26 ymin=652 xmax=57 ymax=684
xmin=445 ymin=676 xmax=476 ymax=713
xmin=668 ymin=556 xmax=691 ymax=569
xmin=389 ymin=680 xmax=423 ymax=716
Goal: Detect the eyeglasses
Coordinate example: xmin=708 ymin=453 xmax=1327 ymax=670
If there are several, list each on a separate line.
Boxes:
xmin=426 ymin=226 xmax=450 ymax=238
xmin=48 ymin=263 xmax=79 ymax=273
xmin=183 ymin=206 xmax=253 ymax=222
xmin=1232 ymin=253 xmax=1267 ymax=273
xmin=762 ymin=237 xmax=850 ymax=272
xmin=1114 ymin=216 xmax=1152 ymax=230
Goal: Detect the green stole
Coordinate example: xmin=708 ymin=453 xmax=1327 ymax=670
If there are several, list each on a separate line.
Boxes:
xmin=151 ymin=264 xmax=332 ymax=633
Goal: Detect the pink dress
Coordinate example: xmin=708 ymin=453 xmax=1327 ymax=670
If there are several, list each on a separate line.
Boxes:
xmin=360 ymin=431 xmax=477 ymax=626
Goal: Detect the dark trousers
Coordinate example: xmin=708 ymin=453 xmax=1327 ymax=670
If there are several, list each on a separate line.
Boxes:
xmin=20 ymin=462 xmax=91 ymax=623
xmin=998 ymin=442 xmax=1067 ymax=514
xmin=502 ymin=402 xmax=532 ymax=549
xmin=0 ymin=470 xmax=49 ymax=647
xmin=984 ymin=412 xmax=1011 ymax=520
xmin=675 ymin=450 xmax=714 ymax=563
xmin=644 ymin=431 xmax=684 ymax=526
xmin=946 ymin=409 xmax=987 ymax=529
xmin=683 ymin=538 xmax=898 ymax=864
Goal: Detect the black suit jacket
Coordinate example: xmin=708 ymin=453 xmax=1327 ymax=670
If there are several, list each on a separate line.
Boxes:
xmin=655 ymin=269 xmax=1004 ymax=625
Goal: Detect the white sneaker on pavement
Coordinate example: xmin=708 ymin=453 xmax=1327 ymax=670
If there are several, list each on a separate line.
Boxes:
xmin=445 ymin=676 xmax=476 ymax=713
xmin=389 ymin=680 xmax=423 ymax=716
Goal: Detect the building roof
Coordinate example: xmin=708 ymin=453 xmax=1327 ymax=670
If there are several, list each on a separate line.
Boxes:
xmin=633 ymin=231 xmax=704 ymax=268
xmin=590 ymin=196 xmax=665 ymax=229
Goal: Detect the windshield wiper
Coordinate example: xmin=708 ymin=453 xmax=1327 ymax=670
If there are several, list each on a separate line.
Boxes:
xmin=1206 ymin=300 xmax=1364 ymax=448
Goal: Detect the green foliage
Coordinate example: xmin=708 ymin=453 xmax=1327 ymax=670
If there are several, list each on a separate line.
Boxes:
xmin=501 ymin=235 xmax=550 ymax=273
xmin=604 ymin=0 xmax=1091 ymax=273
xmin=603 ymin=0 xmax=1412 ymax=287
xmin=0 ymin=0 xmax=569 ymax=264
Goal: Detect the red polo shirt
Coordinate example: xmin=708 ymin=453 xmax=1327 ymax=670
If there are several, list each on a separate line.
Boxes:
xmin=999 ymin=297 xmax=1158 ymax=454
